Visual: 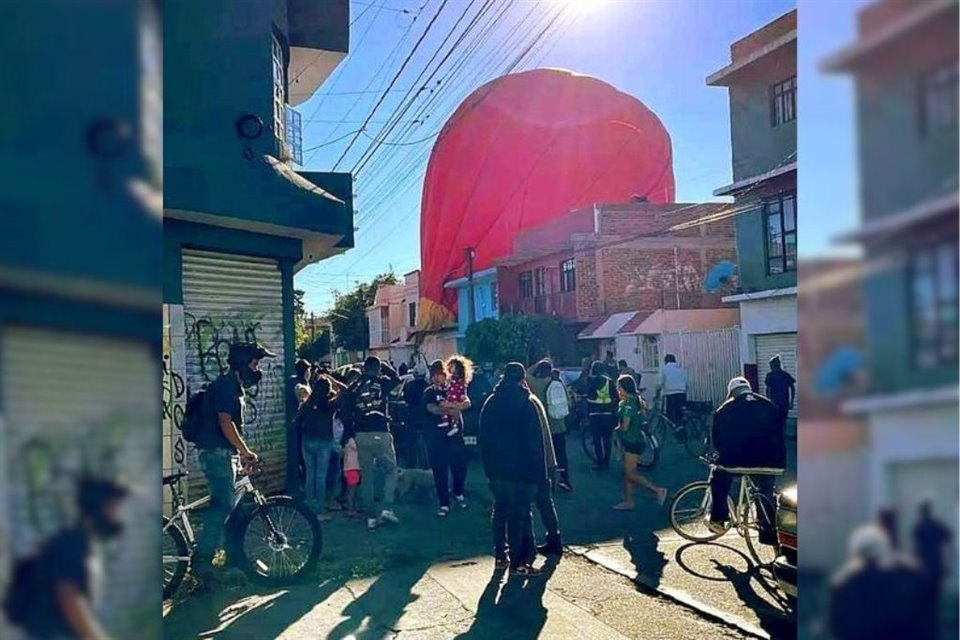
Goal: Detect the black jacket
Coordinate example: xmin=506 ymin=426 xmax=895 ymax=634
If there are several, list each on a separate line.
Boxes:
xmin=342 ymin=364 xmax=401 ymax=432
xmin=479 ymin=383 xmax=547 ymax=485
xmin=711 ymin=391 xmax=786 ymax=469
xmin=294 ymin=391 xmax=339 ymax=440
xmin=829 ymin=558 xmax=928 ymax=640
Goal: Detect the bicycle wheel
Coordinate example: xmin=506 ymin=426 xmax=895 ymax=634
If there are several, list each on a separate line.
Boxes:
xmin=636 ymin=432 xmax=658 ymax=468
xmin=581 ymin=425 xmax=597 ymax=463
xmin=162 ymin=517 xmax=191 ymax=600
xmin=669 ymin=481 xmax=735 ymax=542
xmin=683 ymin=414 xmax=711 ymax=458
xmin=741 ymin=492 xmax=778 ymax=568
xmin=648 ymin=414 xmax=667 ymax=448
xmin=235 ymin=496 xmax=323 ymax=586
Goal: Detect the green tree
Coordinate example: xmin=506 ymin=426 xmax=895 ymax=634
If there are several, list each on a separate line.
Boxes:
xmin=463 ymin=314 xmax=577 ymax=367
xmin=327 ymin=272 xmax=397 ymax=352
xmin=294 ymin=288 xmax=308 ymax=350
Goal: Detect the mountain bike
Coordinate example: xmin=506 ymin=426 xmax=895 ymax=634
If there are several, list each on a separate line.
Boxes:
xmin=668 ymin=455 xmax=784 ymax=568
xmin=162 ymin=465 xmax=323 ymax=600
xmin=647 ymin=399 xmax=712 ymax=458
xmin=581 ymin=420 xmax=658 ymax=468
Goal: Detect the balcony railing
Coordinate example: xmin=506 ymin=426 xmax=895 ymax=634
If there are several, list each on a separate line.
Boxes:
xmin=503 ymin=291 xmax=577 ymax=318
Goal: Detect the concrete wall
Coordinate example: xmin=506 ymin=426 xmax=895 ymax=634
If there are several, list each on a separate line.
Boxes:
xmin=855 ymin=14 xmax=959 ymax=221
xmin=727 ymin=47 xmax=797 ymax=183
xmin=736 ymin=293 xmax=797 ymax=367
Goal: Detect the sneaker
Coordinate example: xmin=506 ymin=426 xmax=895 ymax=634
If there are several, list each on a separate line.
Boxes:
xmin=455 ymin=495 xmax=468 ymax=509
xmin=367 ymin=518 xmax=379 ymax=531
xmin=379 ymin=510 xmax=400 ymax=525
xmin=437 ymin=506 xmax=450 ymax=517
xmin=707 ymin=520 xmax=727 ymax=535
xmin=510 ymin=564 xmax=545 ymax=578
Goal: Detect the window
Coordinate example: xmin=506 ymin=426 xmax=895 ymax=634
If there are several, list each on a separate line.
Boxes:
xmin=534 ymin=268 xmax=547 ymax=296
xmin=408 ymin=302 xmax=416 ymax=328
xmin=519 ymin=271 xmax=533 ymax=299
xmin=910 ymin=241 xmax=958 ymax=368
xmin=770 ymin=76 xmax=796 ymax=126
xmin=272 ymin=34 xmax=286 ymax=144
xmin=764 ymin=192 xmax=797 ymax=274
xmin=560 ymin=259 xmax=576 ymax=292
xmin=920 ymin=63 xmax=958 ymax=134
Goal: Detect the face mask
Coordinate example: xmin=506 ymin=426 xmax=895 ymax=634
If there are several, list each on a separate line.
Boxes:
xmin=239 ymin=366 xmax=262 ymax=387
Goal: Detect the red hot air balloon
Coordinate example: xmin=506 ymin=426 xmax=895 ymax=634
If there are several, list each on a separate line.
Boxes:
xmin=418 ymin=68 xmax=675 ymax=331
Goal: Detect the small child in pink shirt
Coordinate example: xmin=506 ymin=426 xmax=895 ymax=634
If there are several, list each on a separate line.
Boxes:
xmin=342 ymin=437 xmax=361 ymax=518
xmin=444 ymin=357 xmax=473 ymax=437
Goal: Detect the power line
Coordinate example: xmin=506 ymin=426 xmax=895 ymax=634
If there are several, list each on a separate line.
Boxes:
xmin=332 ymin=0 xmax=453 ymax=170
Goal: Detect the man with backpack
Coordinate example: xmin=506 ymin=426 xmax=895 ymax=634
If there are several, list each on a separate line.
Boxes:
xmin=341 ymin=356 xmax=402 ymax=531
xmin=187 ymin=341 xmax=274 ymax=587
xmin=4 ymin=476 xmax=130 ymax=640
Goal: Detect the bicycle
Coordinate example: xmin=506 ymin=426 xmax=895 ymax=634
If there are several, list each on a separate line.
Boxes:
xmin=668 ymin=455 xmax=784 ymax=568
xmin=162 ymin=465 xmax=323 ymax=600
xmin=581 ymin=418 xmax=658 ymax=468
xmin=647 ymin=398 xmax=712 ymax=458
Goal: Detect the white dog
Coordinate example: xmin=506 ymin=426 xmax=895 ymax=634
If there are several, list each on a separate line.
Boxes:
xmin=395 ymin=468 xmax=435 ymax=503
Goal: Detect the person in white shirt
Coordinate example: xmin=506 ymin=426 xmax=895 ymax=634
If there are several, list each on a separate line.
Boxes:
xmin=657 ymin=354 xmax=688 ymax=425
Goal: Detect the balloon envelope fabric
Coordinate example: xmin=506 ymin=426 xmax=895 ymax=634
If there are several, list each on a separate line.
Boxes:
xmin=418 ymin=68 xmax=675 ymax=330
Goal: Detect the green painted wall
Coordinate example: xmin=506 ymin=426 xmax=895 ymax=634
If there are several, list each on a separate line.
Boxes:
xmin=855 ymin=19 xmax=959 ymax=222
xmin=733 ymin=179 xmax=797 ymax=293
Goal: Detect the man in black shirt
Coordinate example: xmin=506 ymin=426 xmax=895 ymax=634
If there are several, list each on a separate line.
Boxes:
xmin=5 ymin=476 xmax=129 ymax=639
xmin=193 ymin=341 xmax=274 ymax=583
xmin=913 ymin=501 xmax=952 ymax=639
xmin=343 ymin=356 xmax=402 ymax=530
xmin=423 ymin=360 xmax=470 ymax=516
xmin=764 ymin=355 xmax=795 ymax=429
xmin=401 ymin=364 xmax=429 ymax=466
xmin=708 ymin=376 xmax=786 ymax=541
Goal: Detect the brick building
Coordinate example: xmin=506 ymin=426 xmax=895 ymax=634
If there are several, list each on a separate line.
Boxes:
xmin=495 ymin=200 xmax=738 ymax=363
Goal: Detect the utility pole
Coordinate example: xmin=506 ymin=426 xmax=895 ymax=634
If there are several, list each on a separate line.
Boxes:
xmin=466 ymin=247 xmax=476 ymax=324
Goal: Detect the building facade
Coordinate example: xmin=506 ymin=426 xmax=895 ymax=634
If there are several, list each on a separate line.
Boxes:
xmin=367 ymin=270 xmax=421 ymax=367
xmin=709 ymin=9 xmax=798 ymax=404
xmin=825 ymin=0 xmax=958 ymax=597
xmin=162 ymin=0 xmax=353 ymax=498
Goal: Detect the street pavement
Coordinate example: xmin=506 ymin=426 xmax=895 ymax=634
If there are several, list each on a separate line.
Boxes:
xmin=163 ymin=430 xmax=797 ymax=639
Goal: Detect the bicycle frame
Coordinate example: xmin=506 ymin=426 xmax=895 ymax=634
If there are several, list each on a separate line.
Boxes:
xmin=705 ymin=464 xmax=780 ymax=533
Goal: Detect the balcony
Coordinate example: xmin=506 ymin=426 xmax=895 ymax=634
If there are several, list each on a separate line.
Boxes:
xmin=287 ymin=0 xmax=350 ymax=107
xmin=503 ymin=291 xmax=577 ymax=319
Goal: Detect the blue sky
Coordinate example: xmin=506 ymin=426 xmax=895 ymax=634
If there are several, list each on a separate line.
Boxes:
xmin=296 ymin=0 xmax=861 ymax=314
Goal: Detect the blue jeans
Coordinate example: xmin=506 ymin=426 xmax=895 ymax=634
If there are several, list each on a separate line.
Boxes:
xmin=302 ymin=437 xmax=335 ymax=508
xmin=196 ymin=449 xmax=241 ymax=562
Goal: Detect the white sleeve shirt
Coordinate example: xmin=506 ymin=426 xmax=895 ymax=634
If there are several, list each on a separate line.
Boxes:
xmin=660 ymin=363 xmax=687 ymax=395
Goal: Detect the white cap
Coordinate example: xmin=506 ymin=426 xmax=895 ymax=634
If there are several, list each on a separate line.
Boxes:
xmin=726 ymin=377 xmax=752 ymax=396
xmin=848 ymin=524 xmax=894 ymax=566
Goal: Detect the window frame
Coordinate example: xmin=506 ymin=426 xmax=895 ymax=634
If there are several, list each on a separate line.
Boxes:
xmin=519 ymin=271 xmax=534 ymax=299
xmin=272 ymin=33 xmax=287 ymax=145
xmin=534 ymin=267 xmax=547 ymax=297
xmin=560 ymin=258 xmax=576 ymax=293
xmin=908 ymin=240 xmax=959 ymax=369
xmin=919 ymin=62 xmax=959 ymax=135
xmin=408 ymin=302 xmax=416 ymax=328
xmin=763 ymin=191 xmax=797 ymax=275
xmin=770 ymin=76 xmax=797 ymax=127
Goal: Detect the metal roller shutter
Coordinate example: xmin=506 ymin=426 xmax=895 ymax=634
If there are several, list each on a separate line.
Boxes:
xmin=181 ymin=249 xmax=287 ymax=496
xmin=754 ymin=332 xmax=798 ymax=418
xmin=0 ymin=328 xmax=159 ymax=639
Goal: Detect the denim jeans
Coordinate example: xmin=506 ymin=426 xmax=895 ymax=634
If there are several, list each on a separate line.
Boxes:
xmin=196 ymin=449 xmax=241 ymax=562
xmin=534 ymin=481 xmax=561 ymax=543
xmin=354 ymin=432 xmax=398 ymax=515
xmin=302 ymin=437 xmax=335 ymax=509
xmin=490 ymin=480 xmax=536 ymax=569
xmin=589 ymin=414 xmax=615 ymax=467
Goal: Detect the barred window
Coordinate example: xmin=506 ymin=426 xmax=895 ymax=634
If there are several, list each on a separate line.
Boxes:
xmin=910 ymin=242 xmax=959 ymax=368
xmin=770 ymin=76 xmax=796 ymax=126
xmin=765 ymin=192 xmax=797 ymax=275
xmin=560 ymin=259 xmax=576 ymax=292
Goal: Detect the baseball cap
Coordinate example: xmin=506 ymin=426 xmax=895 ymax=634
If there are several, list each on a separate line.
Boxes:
xmin=428 ymin=359 xmax=446 ymax=376
xmin=726 ymin=376 xmax=752 ymax=396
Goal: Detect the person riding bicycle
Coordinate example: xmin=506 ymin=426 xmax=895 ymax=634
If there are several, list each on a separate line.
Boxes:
xmin=341 ymin=356 xmax=402 ymax=530
xmin=708 ymin=376 xmax=786 ymax=541
xmin=193 ymin=341 xmax=274 ymax=587
xmin=656 ymin=354 xmax=688 ymax=428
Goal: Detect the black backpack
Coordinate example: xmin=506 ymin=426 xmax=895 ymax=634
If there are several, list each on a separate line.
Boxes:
xmin=180 ymin=386 xmax=210 ymax=444
xmin=4 ymin=552 xmax=43 ymax=629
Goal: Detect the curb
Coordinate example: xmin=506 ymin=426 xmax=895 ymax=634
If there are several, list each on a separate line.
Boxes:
xmin=567 ymin=545 xmax=770 ymax=639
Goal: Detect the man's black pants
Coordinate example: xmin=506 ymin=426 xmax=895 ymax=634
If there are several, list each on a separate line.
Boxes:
xmin=710 ymin=471 xmax=777 ymax=539
xmin=490 ymin=480 xmax=535 ymax=569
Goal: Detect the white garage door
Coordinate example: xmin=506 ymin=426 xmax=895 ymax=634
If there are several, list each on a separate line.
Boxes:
xmin=754 ymin=332 xmax=798 ymax=418
xmin=182 ymin=249 xmax=287 ymax=495
xmin=0 ymin=328 xmax=159 ymax=639
xmin=890 ymin=460 xmax=959 ymax=591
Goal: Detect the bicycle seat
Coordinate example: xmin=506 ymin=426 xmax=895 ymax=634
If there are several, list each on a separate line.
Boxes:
xmin=715 ymin=465 xmax=785 ymax=476
xmin=163 ymin=471 xmax=188 ymax=486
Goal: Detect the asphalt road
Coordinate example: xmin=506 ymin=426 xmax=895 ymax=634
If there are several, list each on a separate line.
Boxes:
xmin=163 ymin=429 xmax=798 ymax=639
